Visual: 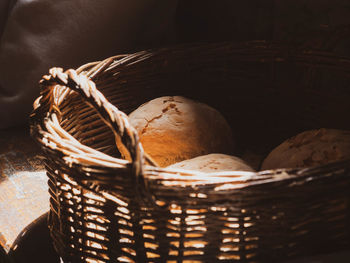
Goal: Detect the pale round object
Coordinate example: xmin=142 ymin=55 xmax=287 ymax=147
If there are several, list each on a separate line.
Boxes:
xmin=128 ymin=96 xmax=235 ymax=167
xmin=261 ymin=128 xmax=350 ymax=170
xmin=167 ymin=153 xmax=254 ymax=173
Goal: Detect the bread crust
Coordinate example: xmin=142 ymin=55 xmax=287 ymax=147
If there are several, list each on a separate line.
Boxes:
xmin=129 ymin=96 xmax=235 ymax=167
xmin=261 ymin=128 xmax=350 ymax=170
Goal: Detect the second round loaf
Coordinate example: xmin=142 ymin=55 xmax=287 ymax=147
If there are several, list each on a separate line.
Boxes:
xmin=168 ymin=153 xmax=255 ymax=173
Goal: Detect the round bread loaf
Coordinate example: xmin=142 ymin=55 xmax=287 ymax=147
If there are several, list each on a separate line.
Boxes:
xmin=261 ymin=128 xmax=350 ymax=170
xmin=167 ymin=153 xmax=254 ymax=173
xmin=128 ymin=96 xmax=235 ymax=167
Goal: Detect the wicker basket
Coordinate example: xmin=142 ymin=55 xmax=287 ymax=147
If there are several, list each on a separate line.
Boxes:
xmin=30 ymin=41 xmax=350 ymax=263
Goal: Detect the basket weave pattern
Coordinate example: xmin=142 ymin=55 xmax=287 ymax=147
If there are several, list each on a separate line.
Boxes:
xmin=30 ymin=41 xmax=350 ymax=262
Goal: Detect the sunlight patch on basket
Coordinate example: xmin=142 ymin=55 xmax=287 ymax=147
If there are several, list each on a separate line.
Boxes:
xmin=117 ymin=219 xmax=129 ymax=226
xmin=121 ymin=247 xmax=136 ymax=256
xmin=86 ymin=240 xmax=105 ymax=250
xmin=217 ymin=253 xmax=241 ymax=261
xmin=168 ymin=250 xmax=178 ymax=256
xmin=143 ymin=233 xmax=155 ymax=240
xmin=210 ymin=206 xmax=227 ymax=212
xmin=220 ymin=216 xmax=239 ymax=222
xmin=119 ymin=228 xmax=134 ymax=237
xmin=183 ymin=250 xmax=204 ymax=256
xmin=61 ymin=173 xmax=78 ymax=186
xmin=63 ymin=192 xmax=73 ymax=199
xmin=222 ymin=237 xmax=240 ymax=243
xmin=114 ymin=211 xmax=131 ymax=220
xmin=186 ymin=208 xmax=208 ymax=214
xmin=215 ymin=183 xmax=246 ymax=191
xmin=189 ymin=192 xmax=208 ymax=198
xmin=72 ymin=187 xmax=81 ymax=195
xmin=169 ymin=219 xmax=181 ymax=225
xmin=184 ymin=240 xmax=207 ymax=248
xmin=245 ymin=244 xmax=258 ymax=250
xmin=166 ymin=224 xmax=179 ymax=232
xmin=85 ymin=257 xmax=107 ymax=263
xmin=60 ymin=183 xmax=72 ymax=191
xmin=86 ymin=222 xmax=107 ymax=231
xmin=117 ymin=256 xmax=135 ymax=263
xmin=144 ymin=242 xmax=159 ymax=250
xmin=186 ymin=226 xmax=207 ymax=232
xmin=152 ymin=200 xmax=166 ymax=208
xmin=166 ymin=232 xmax=180 ymax=238
xmin=117 ymin=206 xmax=130 ymax=214
xmin=244 ymin=222 xmax=254 ymax=228
xmin=84 ymin=192 xmax=106 ymax=202
xmin=146 ymin=251 xmax=160 ymax=258
xmin=170 ymin=241 xmax=180 ymax=248
xmin=224 ymin=223 xmax=240 ymax=228
xmin=119 ymin=237 xmax=133 ymax=244
xmin=244 ymin=236 xmax=259 ymax=242
xmin=221 ymin=228 xmax=239 ymax=235
xmin=170 ymin=208 xmax=182 ymax=214
xmin=140 ymin=218 xmax=155 ymax=224
xmin=169 ymin=204 xmax=182 ymax=214
xmin=185 ymin=215 xmax=205 ymax=221
xmin=185 ymin=233 xmax=204 ymax=238
xmin=186 ymin=220 xmax=204 ymax=226
xmin=85 ymin=206 xmax=104 ymax=214
xmin=246 ymin=252 xmax=257 ymax=259
xmin=86 ymin=231 xmax=106 ymax=241
xmin=143 ymin=224 xmax=157 ymax=231
xmin=220 ymin=244 xmax=239 ymax=252
xmin=102 ymin=192 xmax=128 ymax=206
xmin=85 ymin=214 xmax=110 ymax=224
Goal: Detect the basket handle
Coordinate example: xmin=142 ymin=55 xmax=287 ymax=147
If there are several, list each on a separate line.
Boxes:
xmin=36 ymin=66 xmax=146 ymax=176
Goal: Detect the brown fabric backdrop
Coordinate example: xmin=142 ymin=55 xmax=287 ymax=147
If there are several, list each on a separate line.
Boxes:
xmin=0 ymin=0 xmax=178 ymax=129
xmin=1 ymin=0 xmax=350 ymax=129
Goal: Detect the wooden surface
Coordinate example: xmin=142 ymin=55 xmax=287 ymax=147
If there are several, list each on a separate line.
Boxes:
xmin=0 ymin=126 xmax=48 ymax=251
